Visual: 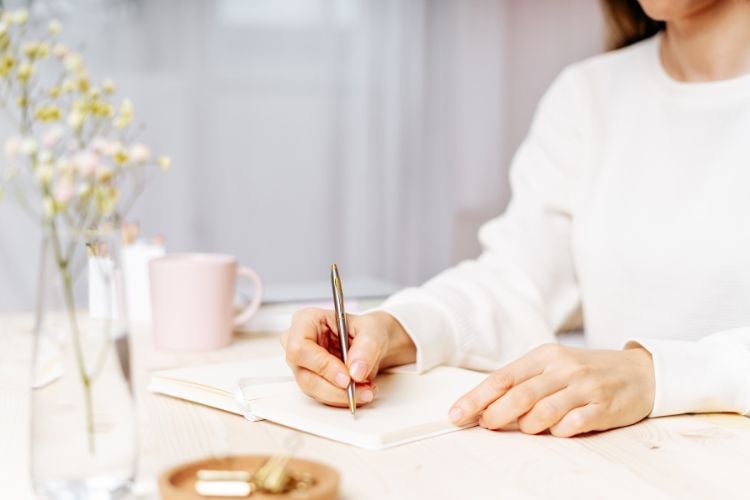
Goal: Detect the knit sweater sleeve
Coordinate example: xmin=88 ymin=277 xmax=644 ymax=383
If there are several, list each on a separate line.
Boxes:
xmin=625 ymin=329 xmax=750 ymax=417
xmin=370 ymin=67 xmax=590 ymax=373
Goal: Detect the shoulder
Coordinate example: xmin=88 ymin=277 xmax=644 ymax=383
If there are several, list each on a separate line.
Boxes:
xmin=532 ymin=35 xmax=658 ymax=131
xmin=548 ymin=35 xmax=658 ymax=102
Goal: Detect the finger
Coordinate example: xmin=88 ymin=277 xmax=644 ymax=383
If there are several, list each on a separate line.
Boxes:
xmin=345 ymin=324 xmax=386 ymax=383
xmin=280 ymin=330 xmax=289 ymax=348
xmin=516 ymin=387 xmax=589 ymax=435
xmin=285 ymin=310 xmax=351 ymax=389
xmin=449 ymin=353 xmax=545 ymax=425
xmin=293 ymin=367 xmax=376 ymax=407
xmin=478 ymin=373 xmax=567 ymax=430
xmin=549 ymin=403 xmax=603 ymax=438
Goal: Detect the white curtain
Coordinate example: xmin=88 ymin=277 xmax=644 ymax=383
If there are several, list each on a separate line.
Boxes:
xmin=0 ymin=0 xmax=604 ymax=312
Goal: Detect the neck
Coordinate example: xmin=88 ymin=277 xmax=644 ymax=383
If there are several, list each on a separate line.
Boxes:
xmin=661 ymin=1 xmax=750 ymax=82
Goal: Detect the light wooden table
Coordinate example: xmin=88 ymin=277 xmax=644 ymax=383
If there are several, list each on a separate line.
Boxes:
xmin=3 ymin=312 xmax=750 ymax=500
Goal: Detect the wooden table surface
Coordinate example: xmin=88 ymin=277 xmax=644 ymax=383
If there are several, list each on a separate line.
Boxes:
xmin=2 ymin=312 xmax=750 ymax=500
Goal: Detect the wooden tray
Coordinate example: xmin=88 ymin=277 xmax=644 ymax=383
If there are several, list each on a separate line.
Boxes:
xmin=158 ymin=455 xmax=339 ymax=500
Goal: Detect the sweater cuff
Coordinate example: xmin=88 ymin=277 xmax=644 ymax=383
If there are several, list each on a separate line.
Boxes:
xmin=624 ymin=338 xmax=750 ymax=417
xmin=365 ymin=289 xmax=456 ymax=373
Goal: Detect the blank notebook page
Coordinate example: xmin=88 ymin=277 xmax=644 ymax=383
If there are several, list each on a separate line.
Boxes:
xmin=248 ymin=366 xmax=486 ymax=450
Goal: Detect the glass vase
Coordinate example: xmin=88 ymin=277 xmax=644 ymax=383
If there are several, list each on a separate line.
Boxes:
xmin=31 ymin=226 xmax=137 ymax=500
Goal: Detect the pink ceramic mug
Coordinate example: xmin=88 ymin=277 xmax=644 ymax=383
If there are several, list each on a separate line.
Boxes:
xmin=149 ymin=253 xmax=263 ymax=351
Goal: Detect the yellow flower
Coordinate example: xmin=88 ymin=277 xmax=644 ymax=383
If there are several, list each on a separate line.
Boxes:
xmin=16 ymin=96 xmax=27 ymax=108
xmin=91 ymin=100 xmax=113 ymax=118
xmin=96 ymin=167 xmax=114 ymax=183
xmin=17 ymin=63 xmax=34 ymax=83
xmin=53 ymin=44 xmax=69 ymax=59
xmin=68 ymin=110 xmax=85 ymax=131
xmin=77 ymin=182 xmax=92 ymax=197
xmin=77 ymin=76 xmax=90 ymax=93
xmin=158 ymin=155 xmax=171 ymax=171
xmin=23 ymin=42 xmax=50 ymax=60
xmin=0 ymin=32 xmax=9 ymax=52
xmin=102 ymin=79 xmax=116 ymax=94
xmin=0 ymin=54 xmax=14 ymax=77
xmin=94 ymin=185 xmax=118 ymax=215
xmin=48 ymin=19 xmax=62 ymax=36
xmin=35 ymin=105 xmax=62 ymax=122
xmin=64 ymin=53 xmax=84 ymax=73
xmin=48 ymin=86 xmax=61 ymax=98
xmin=61 ymin=79 xmax=76 ymax=93
xmin=12 ymin=9 xmax=29 ymax=26
xmin=114 ymin=99 xmax=134 ymax=129
xmin=35 ymin=165 xmax=54 ymax=184
xmin=113 ymin=149 xmax=128 ymax=166
xmin=57 ymin=158 xmax=74 ymax=176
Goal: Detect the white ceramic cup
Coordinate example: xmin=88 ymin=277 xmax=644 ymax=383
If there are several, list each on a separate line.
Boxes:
xmin=149 ymin=253 xmax=262 ymax=351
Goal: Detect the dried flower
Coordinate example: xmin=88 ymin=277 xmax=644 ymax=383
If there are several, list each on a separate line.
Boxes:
xmin=102 ymin=79 xmax=116 ymax=94
xmin=68 ymin=110 xmax=85 ymax=131
xmin=35 ymin=105 xmax=62 ymax=122
xmin=130 ymin=143 xmax=150 ymax=163
xmin=12 ymin=9 xmax=29 ymax=26
xmin=23 ymin=42 xmax=50 ymax=60
xmin=35 ymin=165 xmax=54 ymax=185
xmin=113 ymin=99 xmax=134 ymax=129
xmin=48 ymin=20 xmax=62 ymax=36
xmin=4 ymin=136 xmax=21 ymax=158
xmin=113 ymin=150 xmax=128 ymax=166
xmin=20 ymin=138 xmax=37 ymax=155
xmin=158 ymin=155 xmax=171 ymax=171
xmin=0 ymin=54 xmax=15 ymax=77
xmin=52 ymin=44 xmax=69 ymax=59
xmin=64 ymin=53 xmax=84 ymax=74
xmin=73 ymin=151 xmax=100 ymax=177
xmin=96 ymin=166 xmax=114 ymax=183
xmin=17 ymin=63 xmax=34 ymax=83
xmin=42 ymin=127 xmax=65 ymax=148
xmin=53 ymin=178 xmax=74 ymax=205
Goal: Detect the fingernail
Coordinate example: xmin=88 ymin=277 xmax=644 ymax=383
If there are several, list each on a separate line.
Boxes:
xmin=449 ymin=407 xmax=463 ymax=423
xmin=360 ymin=389 xmax=374 ymax=403
xmin=350 ymin=361 xmax=368 ymax=381
xmin=334 ymin=372 xmax=349 ymax=388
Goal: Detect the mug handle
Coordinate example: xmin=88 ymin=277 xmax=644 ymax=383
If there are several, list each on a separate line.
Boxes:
xmin=234 ymin=266 xmax=263 ymax=327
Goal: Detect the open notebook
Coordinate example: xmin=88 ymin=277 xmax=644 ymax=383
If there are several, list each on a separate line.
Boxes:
xmin=148 ymin=357 xmax=486 ymax=450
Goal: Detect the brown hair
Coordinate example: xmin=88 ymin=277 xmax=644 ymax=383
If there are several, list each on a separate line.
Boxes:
xmin=600 ymin=0 xmax=665 ymax=50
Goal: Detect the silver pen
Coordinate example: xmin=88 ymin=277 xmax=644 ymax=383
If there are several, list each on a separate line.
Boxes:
xmin=331 ymin=264 xmax=356 ymax=416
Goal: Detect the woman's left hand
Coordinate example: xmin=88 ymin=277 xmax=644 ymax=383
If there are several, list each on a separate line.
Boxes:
xmin=448 ymin=344 xmax=655 ymax=437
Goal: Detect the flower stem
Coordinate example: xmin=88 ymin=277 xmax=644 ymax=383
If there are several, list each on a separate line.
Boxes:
xmin=48 ymin=223 xmax=97 ymax=454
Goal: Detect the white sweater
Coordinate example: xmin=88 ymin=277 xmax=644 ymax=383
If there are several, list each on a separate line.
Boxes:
xmin=378 ymin=34 xmax=750 ymax=419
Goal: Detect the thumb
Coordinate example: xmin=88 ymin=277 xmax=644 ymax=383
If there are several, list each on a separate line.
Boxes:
xmin=346 ymin=321 xmax=386 ymax=383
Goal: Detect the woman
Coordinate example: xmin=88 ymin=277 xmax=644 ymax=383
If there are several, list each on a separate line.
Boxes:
xmin=281 ymin=0 xmax=750 ymax=437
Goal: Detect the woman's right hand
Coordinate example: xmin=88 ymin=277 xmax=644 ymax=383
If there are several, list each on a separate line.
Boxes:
xmin=281 ymin=308 xmax=416 ymax=407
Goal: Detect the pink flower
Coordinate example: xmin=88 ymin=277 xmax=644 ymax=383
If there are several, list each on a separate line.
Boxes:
xmin=90 ymin=136 xmax=108 ymax=154
xmin=42 ymin=127 xmax=64 ymax=148
xmin=4 ymin=136 xmax=21 ymax=158
xmin=73 ymin=151 xmax=100 ymax=177
xmin=52 ymin=43 xmax=69 ymax=59
xmin=104 ymin=140 xmax=122 ymax=156
xmin=129 ymin=143 xmax=151 ymax=163
xmin=53 ymin=178 xmax=75 ymax=205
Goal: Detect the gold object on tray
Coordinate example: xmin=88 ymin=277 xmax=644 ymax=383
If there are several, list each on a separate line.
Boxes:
xmin=158 ymin=455 xmax=339 ymax=500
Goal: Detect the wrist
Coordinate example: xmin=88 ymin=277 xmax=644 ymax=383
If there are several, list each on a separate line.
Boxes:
xmin=367 ymin=311 xmax=416 ymax=369
xmin=627 ymin=346 xmax=656 ymax=415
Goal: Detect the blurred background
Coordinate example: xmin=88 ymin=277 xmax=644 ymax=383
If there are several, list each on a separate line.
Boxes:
xmin=0 ymin=0 xmax=604 ymax=312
